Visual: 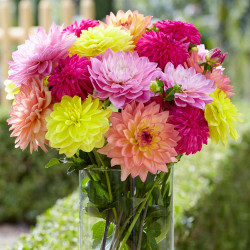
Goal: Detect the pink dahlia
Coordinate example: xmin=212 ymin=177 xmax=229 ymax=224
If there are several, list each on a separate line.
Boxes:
xmin=8 ymin=23 xmax=75 ymax=85
xmin=168 ymin=105 xmax=209 ymax=155
xmin=7 ymin=78 xmax=53 ymax=153
xmin=98 ymin=101 xmax=180 ymax=182
xmin=163 ymin=62 xmax=216 ymax=109
xmin=155 ymin=20 xmax=201 ymax=45
xmin=63 ymin=19 xmax=99 ymax=37
xmin=135 ymin=31 xmax=189 ymax=69
xmin=89 ymin=49 xmax=161 ymax=109
xmin=47 ymin=54 xmax=93 ymax=102
xmin=185 ymin=47 xmax=234 ymax=98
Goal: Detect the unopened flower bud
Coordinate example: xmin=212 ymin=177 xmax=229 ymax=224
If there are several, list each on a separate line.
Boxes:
xmin=150 ymin=78 xmax=163 ymax=93
xmin=205 ymin=48 xmax=227 ymax=67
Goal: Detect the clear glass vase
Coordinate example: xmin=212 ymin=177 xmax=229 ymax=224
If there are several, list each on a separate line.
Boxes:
xmin=79 ymin=166 xmax=174 ymax=250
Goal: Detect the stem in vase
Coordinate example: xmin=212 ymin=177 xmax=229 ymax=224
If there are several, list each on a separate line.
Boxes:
xmin=93 ymin=149 xmax=118 ymax=222
xmin=137 ymin=198 xmax=149 ymax=250
xmin=101 ymin=209 xmax=111 ymax=250
xmin=110 ymin=209 xmax=123 ymax=250
xmin=118 ymin=176 xmax=161 ymax=250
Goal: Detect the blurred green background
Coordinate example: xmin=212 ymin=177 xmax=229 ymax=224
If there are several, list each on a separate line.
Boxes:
xmin=0 ymin=0 xmax=250 ymax=249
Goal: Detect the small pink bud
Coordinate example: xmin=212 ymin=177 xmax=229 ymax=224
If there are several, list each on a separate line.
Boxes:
xmin=205 ymin=48 xmax=228 ymax=67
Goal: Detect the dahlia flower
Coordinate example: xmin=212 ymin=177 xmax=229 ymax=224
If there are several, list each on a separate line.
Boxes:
xmin=135 ymin=31 xmax=189 ymax=69
xmin=48 ymin=54 xmax=93 ymax=102
xmin=104 ymin=10 xmax=152 ymax=44
xmin=98 ymin=101 xmax=180 ymax=182
xmin=70 ymin=25 xmax=134 ymax=58
xmin=4 ymin=79 xmax=20 ymax=101
xmin=205 ymin=88 xmax=241 ymax=145
xmin=89 ymin=49 xmax=161 ymax=109
xmin=163 ymin=62 xmax=216 ymax=109
xmin=8 ymin=23 xmax=75 ymax=85
xmin=63 ymin=19 xmax=99 ymax=37
xmin=155 ymin=20 xmax=201 ymax=45
xmin=168 ymin=105 xmax=209 ymax=155
xmin=45 ymin=96 xmax=111 ymax=157
xmin=7 ymin=78 xmax=53 ymax=153
xmin=185 ymin=48 xmax=234 ymax=98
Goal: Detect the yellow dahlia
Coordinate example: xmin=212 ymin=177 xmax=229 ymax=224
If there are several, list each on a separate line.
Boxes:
xmin=45 ymin=96 xmax=112 ymax=157
xmin=104 ymin=10 xmax=152 ymax=44
xmin=4 ymin=79 xmax=20 ymax=101
xmin=205 ymin=88 xmax=241 ymax=145
xmin=70 ymin=25 xmax=134 ymax=58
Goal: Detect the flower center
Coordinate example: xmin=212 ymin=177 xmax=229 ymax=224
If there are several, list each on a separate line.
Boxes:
xmin=138 ymin=130 xmax=153 ymax=146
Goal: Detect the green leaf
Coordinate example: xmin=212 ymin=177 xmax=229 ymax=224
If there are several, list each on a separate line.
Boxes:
xmin=85 ymin=180 xmax=110 ymax=207
xmin=81 ymin=176 xmax=90 ymax=193
xmin=45 ymin=158 xmax=60 ymax=168
xmin=147 ymin=233 xmax=159 ymax=250
xmin=91 ymin=221 xmax=114 ymax=249
xmin=150 ymin=222 xmax=161 ymax=237
xmin=91 ymin=221 xmax=105 ymax=239
xmin=147 ymin=205 xmax=170 ymax=218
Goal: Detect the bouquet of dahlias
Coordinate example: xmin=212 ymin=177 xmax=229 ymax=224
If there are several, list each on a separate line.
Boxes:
xmin=6 ymin=10 xmax=241 ymax=250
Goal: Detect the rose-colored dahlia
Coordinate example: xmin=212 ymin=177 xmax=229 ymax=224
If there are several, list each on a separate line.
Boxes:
xmin=104 ymin=10 xmax=152 ymax=44
xmin=163 ymin=62 xmax=216 ymax=109
xmin=168 ymin=105 xmax=209 ymax=155
xmin=48 ymin=54 xmax=93 ymax=102
xmin=135 ymin=31 xmax=189 ymax=69
xmin=63 ymin=19 xmax=99 ymax=37
xmin=8 ymin=78 xmax=53 ymax=153
xmin=89 ymin=49 xmax=161 ymax=109
xmin=185 ymin=47 xmax=234 ymax=98
xmin=98 ymin=101 xmax=180 ymax=182
xmin=155 ymin=20 xmax=201 ymax=45
xmin=8 ymin=23 xmax=75 ymax=85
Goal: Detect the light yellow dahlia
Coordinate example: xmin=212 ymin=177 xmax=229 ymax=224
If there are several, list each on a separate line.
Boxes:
xmin=70 ymin=25 xmax=134 ymax=58
xmin=104 ymin=10 xmax=152 ymax=44
xmin=205 ymin=88 xmax=241 ymax=145
xmin=4 ymin=79 xmax=20 ymax=101
xmin=45 ymin=95 xmax=112 ymax=157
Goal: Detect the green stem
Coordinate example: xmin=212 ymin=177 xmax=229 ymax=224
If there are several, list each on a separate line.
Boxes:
xmin=87 ymin=152 xmax=95 ymax=165
xmin=93 ymin=149 xmax=118 ymax=222
xmin=118 ymin=176 xmax=162 ymax=250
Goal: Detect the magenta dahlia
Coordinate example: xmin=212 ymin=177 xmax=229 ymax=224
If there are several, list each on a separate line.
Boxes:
xmin=63 ymin=19 xmax=99 ymax=37
xmin=47 ymin=54 xmax=93 ymax=102
xmin=155 ymin=20 xmax=201 ymax=45
xmin=163 ymin=62 xmax=216 ymax=109
xmin=8 ymin=23 xmax=75 ymax=85
xmin=135 ymin=31 xmax=189 ymax=70
xmin=89 ymin=49 xmax=161 ymax=109
xmin=168 ymin=105 xmax=209 ymax=155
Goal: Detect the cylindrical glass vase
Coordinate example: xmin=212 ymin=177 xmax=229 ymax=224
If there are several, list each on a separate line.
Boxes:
xmin=79 ymin=167 xmax=174 ymax=250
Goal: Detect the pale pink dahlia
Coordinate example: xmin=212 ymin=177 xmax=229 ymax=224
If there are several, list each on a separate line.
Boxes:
xmin=185 ymin=48 xmax=234 ymax=98
xmin=168 ymin=105 xmax=209 ymax=155
xmin=135 ymin=31 xmax=189 ymax=69
xmin=98 ymin=101 xmax=180 ymax=182
xmin=208 ymin=68 xmax=234 ymax=98
xmin=48 ymin=54 xmax=93 ymax=102
xmin=63 ymin=19 xmax=99 ymax=37
xmin=89 ymin=49 xmax=161 ymax=109
xmin=155 ymin=20 xmax=201 ymax=45
xmin=8 ymin=78 xmax=53 ymax=153
xmin=8 ymin=23 xmax=75 ymax=85
xmin=163 ymin=62 xmax=216 ymax=109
